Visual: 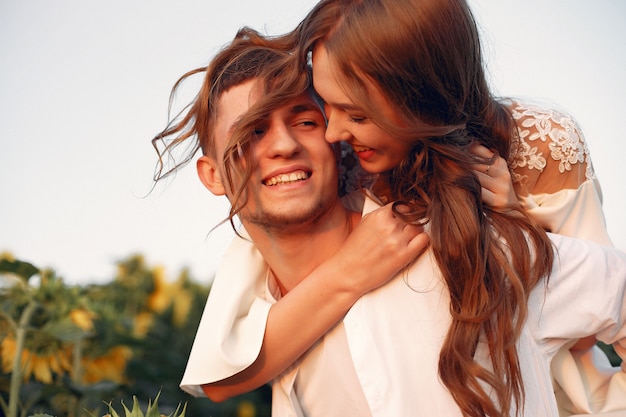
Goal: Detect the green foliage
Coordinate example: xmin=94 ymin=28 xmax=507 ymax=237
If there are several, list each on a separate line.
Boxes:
xmin=0 ymin=258 xmax=39 ymax=282
xmin=104 ymin=392 xmax=186 ymax=417
xmin=0 ymin=254 xmax=271 ymax=417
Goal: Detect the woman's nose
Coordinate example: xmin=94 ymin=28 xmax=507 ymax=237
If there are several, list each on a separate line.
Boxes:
xmin=324 ymin=107 xmax=351 ymax=144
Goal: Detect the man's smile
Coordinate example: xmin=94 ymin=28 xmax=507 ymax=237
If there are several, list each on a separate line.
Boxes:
xmin=263 ymin=170 xmax=311 ymax=186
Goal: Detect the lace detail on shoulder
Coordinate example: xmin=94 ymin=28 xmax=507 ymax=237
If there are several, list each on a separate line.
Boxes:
xmin=508 ymin=102 xmax=595 ymax=192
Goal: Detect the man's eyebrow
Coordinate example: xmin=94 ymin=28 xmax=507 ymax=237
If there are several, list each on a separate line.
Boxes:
xmin=290 ymin=102 xmax=322 ymax=115
xmin=226 ymin=102 xmax=322 ymax=133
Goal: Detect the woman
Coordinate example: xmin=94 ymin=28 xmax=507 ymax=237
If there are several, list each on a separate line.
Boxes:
xmin=295 ymin=0 xmax=621 ymax=414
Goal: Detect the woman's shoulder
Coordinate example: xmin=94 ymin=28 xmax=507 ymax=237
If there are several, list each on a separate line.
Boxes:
xmin=501 ymin=98 xmax=595 ymax=194
xmin=506 ymin=99 xmax=584 ymax=136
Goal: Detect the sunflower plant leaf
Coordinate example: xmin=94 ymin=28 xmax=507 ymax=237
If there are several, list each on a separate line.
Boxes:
xmin=0 ymin=258 xmax=39 ymax=282
xmin=168 ymin=402 xmax=187 ymax=417
xmin=104 ymin=401 xmax=122 ymax=417
xmin=123 ymin=396 xmax=144 ymax=417
xmin=41 ymin=316 xmax=92 ymax=342
xmin=144 ymin=391 xmax=161 ymax=417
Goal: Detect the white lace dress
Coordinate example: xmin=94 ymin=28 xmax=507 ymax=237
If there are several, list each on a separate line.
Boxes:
xmin=507 ymin=101 xmax=624 ymax=416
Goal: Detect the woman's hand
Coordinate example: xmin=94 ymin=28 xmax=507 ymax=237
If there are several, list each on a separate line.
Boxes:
xmin=332 ymin=203 xmax=429 ymax=295
xmin=471 ymin=144 xmax=519 ymax=209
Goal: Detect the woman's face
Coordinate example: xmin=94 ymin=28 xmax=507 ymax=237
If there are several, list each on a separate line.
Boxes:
xmin=311 ymin=44 xmax=413 ymax=174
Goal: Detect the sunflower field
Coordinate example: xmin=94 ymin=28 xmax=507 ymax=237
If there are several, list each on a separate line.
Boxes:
xmin=0 ymin=254 xmax=271 ymax=417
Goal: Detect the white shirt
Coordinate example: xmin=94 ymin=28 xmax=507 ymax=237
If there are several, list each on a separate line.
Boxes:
xmin=181 ymin=194 xmax=626 ymax=416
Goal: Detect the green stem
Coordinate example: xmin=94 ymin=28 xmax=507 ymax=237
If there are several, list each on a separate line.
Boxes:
xmin=8 ymin=300 xmax=37 ymax=417
xmin=70 ymin=341 xmax=84 ymax=417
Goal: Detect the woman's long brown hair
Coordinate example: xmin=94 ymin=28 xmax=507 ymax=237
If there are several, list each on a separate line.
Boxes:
xmin=286 ymin=0 xmax=555 ymax=415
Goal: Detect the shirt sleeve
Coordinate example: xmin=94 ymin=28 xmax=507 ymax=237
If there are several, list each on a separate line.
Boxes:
xmin=180 ymin=234 xmax=273 ymax=397
xmin=527 ymin=233 xmax=626 ymax=361
xmin=519 ymin=178 xmax=613 ymax=246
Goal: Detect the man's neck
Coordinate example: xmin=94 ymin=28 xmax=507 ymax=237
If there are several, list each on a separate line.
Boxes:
xmin=244 ymin=204 xmax=360 ymax=294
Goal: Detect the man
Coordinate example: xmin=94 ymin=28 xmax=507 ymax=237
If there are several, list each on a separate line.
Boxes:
xmin=172 ymin=34 xmax=425 ymax=416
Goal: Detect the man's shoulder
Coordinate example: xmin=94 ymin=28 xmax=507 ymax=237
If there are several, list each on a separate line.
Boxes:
xmin=340 ymin=189 xmax=367 ymax=212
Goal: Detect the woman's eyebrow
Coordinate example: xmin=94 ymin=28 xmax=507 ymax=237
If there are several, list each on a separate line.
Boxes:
xmin=323 ymin=99 xmax=362 ymax=112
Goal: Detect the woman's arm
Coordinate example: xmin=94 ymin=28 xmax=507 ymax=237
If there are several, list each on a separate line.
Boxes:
xmin=529 ymin=234 xmax=626 ymax=359
xmin=507 ymin=103 xmax=613 ymax=245
xmin=201 ymin=202 xmax=429 ymax=401
xmin=473 ymin=103 xmax=615 ymax=354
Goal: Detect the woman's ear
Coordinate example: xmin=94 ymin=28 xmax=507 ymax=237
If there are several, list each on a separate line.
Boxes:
xmin=197 ymin=155 xmax=226 ymax=196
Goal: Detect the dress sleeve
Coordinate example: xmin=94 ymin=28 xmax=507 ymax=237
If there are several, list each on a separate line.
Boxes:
xmin=507 ymin=102 xmax=613 ymax=246
xmin=528 ymin=233 xmax=626 ymax=360
xmin=180 ymin=234 xmax=273 ymax=397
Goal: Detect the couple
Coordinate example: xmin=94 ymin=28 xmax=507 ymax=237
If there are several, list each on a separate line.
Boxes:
xmin=152 ymin=0 xmax=626 ymax=416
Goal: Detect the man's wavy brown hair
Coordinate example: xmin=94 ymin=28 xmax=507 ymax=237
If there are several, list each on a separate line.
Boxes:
xmin=151 ymin=29 xmax=311 ymax=229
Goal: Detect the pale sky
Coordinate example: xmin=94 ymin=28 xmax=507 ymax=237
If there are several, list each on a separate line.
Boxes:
xmin=1 ymin=0 xmax=625 ymax=285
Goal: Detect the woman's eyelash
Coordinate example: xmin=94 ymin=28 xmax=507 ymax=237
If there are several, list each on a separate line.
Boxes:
xmin=349 ymin=115 xmax=366 ymax=123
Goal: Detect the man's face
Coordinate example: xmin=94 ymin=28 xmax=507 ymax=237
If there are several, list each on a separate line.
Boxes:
xmin=200 ymin=78 xmax=339 ymax=232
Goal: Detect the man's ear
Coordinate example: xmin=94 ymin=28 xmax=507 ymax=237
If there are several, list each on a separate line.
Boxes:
xmin=197 ymin=155 xmax=226 ymax=196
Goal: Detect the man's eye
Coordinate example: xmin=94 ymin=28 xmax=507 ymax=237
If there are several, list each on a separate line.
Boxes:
xmin=293 ymin=115 xmax=323 ymax=129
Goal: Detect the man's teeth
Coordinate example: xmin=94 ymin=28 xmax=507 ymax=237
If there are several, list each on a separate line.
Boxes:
xmin=265 ymin=171 xmax=309 ymax=186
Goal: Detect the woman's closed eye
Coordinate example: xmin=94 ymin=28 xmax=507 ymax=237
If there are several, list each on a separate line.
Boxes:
xmin=348 ymin=114 xmax=367 ymax=124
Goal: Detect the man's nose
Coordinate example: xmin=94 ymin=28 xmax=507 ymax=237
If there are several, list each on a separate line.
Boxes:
xmin=266 ymin=124 xmax=302 ymax=158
